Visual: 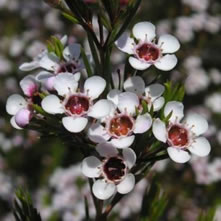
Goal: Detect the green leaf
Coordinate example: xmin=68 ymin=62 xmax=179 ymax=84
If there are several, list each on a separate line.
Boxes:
xmin=64 ymin=0 xmax=92 ymax=23
xmin=163 ymin=81 xmax=185 ymax=103
xmin=81 ymin=47 xmax=93 ymax=77
xmin=46 ymin=36 xmax=64 ymax=59
xmin=62 ymin=12 xmax=79 ymax=24
xmin=84 ymin=196 xmax=90 ymax=220
xmin=141 ymin=100 xmax=148 ymax=114
xmin=110 ymin=0 xmax=142 ymax=45
xmin=140 ymin=179 xmax=168 ymax=221
xmin=197 ymin=207 xmax=216 ymax=221
xmin=13 ymin=188 xmax=42 ymax=221
xmin=32 ymin=104 xmax=47 ymax=116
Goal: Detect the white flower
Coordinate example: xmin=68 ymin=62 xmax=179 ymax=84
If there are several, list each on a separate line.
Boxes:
xmin=6 ymin=75 xmax=39 ymax=129
xmin=123 ymin=76 xmax=165 ymax=111
xmin=115 ymin=21 xmax=180 ymax=71
xmin=88 ymin=89 xmax=152 ymax=148
xmin=208 ymin=158 xmax=221 ymax=182
xmin=184 ymin=68 xmax=210 ymax=95
xmin=205 ymin=93 xmax=221 ymax=113
xmin=81 ymin=143 xmax=136 ymax=200
xmin=19 ymin=36 xmax=82 ymax=90
xmin=41 ymin=73 xmax=111 ymax=133
xmin=152 ymin=101 xmax=211 ymax=163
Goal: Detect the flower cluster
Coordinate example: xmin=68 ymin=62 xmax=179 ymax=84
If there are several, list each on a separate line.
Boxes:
xmin=5 ymin=21 xmax=211 ymax=201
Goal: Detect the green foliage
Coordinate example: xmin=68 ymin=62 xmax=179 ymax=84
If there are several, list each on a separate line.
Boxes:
xmin=64 ymin=0 xmax=92 ymax=23
xmin=140 ymin=180 xmax=168 ymax=221
xmin=197 ymin=207 xmax=216 ymax=221
xmin=47 ymin=36 xmax=64 ymax=59
xmin=62 ymin=12 xmax=79 ymax=24
xmin=107 ymin=0 xmax=142 ymax=46
xmin=163 ymin=81 xmax=185 ymax=103
xmin=13 ymin=189 xmax=42 ymax=221
xmin=84 ymin=196 xmax=90 ymax=220
xmin=81 ymin=47 xmax=93 ymax=77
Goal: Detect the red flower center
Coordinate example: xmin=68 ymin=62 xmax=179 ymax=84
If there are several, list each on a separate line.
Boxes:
xmin=168 ymin=125 xmax=188 ymax=147
xmin=65 ymin=95 xmax=89 ymax=115
xmin=109 ymin=116 xmax=133 ymax=137
xmin=136 ymin=43 xmax=160 ymax=62
xmin=103 ymin=157 xmax=126 ymax=183
xmin=58 ymin=62 xmax=78 ymax=74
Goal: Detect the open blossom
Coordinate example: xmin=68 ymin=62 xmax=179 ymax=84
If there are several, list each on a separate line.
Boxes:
xmin=6 ymin=75 xmax=40 ymax=129
xmin=82 ymin=143 xmax=136 ymax=200
xmin=152 ymin=101 xmax=211 ymax=163
xmin=116 ymin=21 xmax=180 ymax=71
xmin=88 ymin=76 xmax=165 ymax=148
xmin=88 ymin=90 xmax=152 ymax=149
xmin=123 ymin=76 xmax=165 ymax=112
xmin=41 ymin=73 xmax=112 ymax=133
xmin=19 ymin=36 xmax=83 ymax=90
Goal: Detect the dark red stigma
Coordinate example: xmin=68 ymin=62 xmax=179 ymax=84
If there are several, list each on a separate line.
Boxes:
xmin=65 ymin=95 xmax=89 ymax=115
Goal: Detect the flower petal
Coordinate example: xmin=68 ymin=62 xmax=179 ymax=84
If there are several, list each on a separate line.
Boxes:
xmin=129 ymin=57 xmax=151 ymax=71
xmin=63 ymin=43 xmax=81 ymax=61
xmin=39 ymin=53 xmax=60 ymax=71
xmin=36 ymin=71 xmax=53 ymax=82
xmin=117 ymin=173 xmax=135 ymax=194
xmin=164 ymin=101 xmax=184 ymax=123
xmin=123 ymin=148 xmax=136 ymax=169
xmin=84 ymin=76 xmax=106 ymax=100
xmin=118 ymin=92 xmax=139 ymax=115
xmin=45 ymin=76 xmax=56 ymax=91
xmin=152 ymin=118 xmax=167 ymax=143
xmin=20 ymin=75 xmax=38 ymax=97
xmin=88 ymin=123 xmax=110 ymax=143
xmin=54 ymin=73 xmax=78 ymax=96
xmin=92 ymin=179 xmax=116 ymax=200
xmin=124 ymin=76 xmax=145 ymax=96
xmin=145 ymin=83 xmax=165 ymax=100
xmin=6 ymin=94 xmax=27 ymax=115
xmin=19 ymin=61 xmax=39 ymax=71
xmin=81 ymin=156 xmax=102 ymax=178
xmin=185 ymin=113 xmax=208 ymax=136
xmin=88 ymin=100 xmax=112 ymax=119
xmin=134 ymin=113 xmax=152 ymax=134
xmin=132 ymin=22 xmax=156 ymax=42
xmin=107 ymin=89 xmax=121 ymax=106
xmin=189 ymin=137 xmax=211 ymax=157
xmin=167 ymin=147 xmax=191 ymax=163
xmin=115 ymin=32 xmax=135 ymax=54
xmin=10 ymin=116 xmax=22 ymax=130
xmin=73 ymin=72 xmax=81 ymax=82
xmin=158 ymin=34 xmax=180 ymax=54
xmin=41 ymin=95 xmax=64 ymax=114
xmin=96 ymin=142 xmax=118 ymax=158
xmin=111 ymin=135 xmax=135 ymax=149
xmin=153 ymin=97 xmax=165 ymax=111
xmin=62 ymin=116 xmax=88 ymax=133
xmin=15 ymin=108 xmax=32 ymax=127
xmin=154 ymin=54 xmax=178 ymax=71
xmin=60 ymin=35 xmax=68 ymax=45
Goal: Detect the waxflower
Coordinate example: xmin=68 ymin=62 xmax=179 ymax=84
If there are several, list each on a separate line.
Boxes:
xmin=88 ymin=90 xmax=152 ymax=149
xmin=19 ymin=36 xmax=83 ymax=90
xmin=82 ymin=142 xmax=136 ymax=200
xmin=116 ymin=21 xmax=180 ymax=71
xmin=123 ymin=76 xmax=165 ymax=112
xmin=41 ymin=73 xmax=112 ymax=133
xmin=152 ymin=101 xmax=211 ymax=163
xmin=6 ymin=75 xmax=40 ymax=129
